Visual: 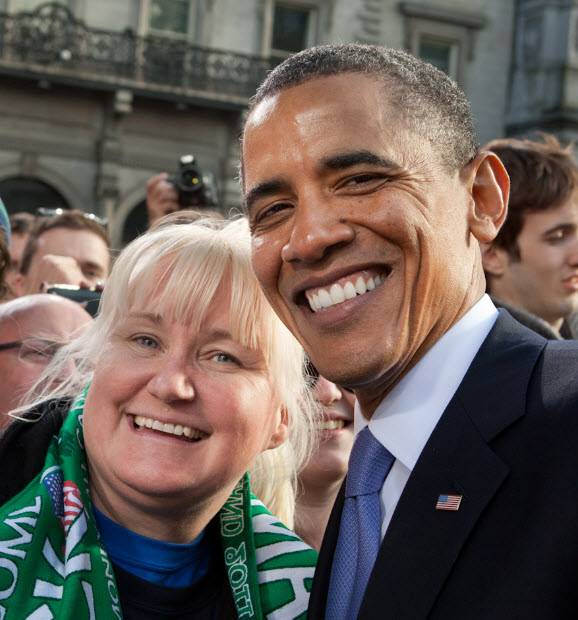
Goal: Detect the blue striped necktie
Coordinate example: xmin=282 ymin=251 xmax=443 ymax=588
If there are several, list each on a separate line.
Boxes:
xmin=326 ymin=427 xmax=395 ymax=620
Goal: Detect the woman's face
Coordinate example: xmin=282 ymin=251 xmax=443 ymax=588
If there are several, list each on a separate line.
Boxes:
xmin=83 ymin=285 xmax=286 ymax=520
xmin=300 ymin=376 xmax=355 ymax=488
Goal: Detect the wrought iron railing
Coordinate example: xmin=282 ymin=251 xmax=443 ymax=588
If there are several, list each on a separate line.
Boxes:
xmin=0 ymin=2 xmax=273 ymax=105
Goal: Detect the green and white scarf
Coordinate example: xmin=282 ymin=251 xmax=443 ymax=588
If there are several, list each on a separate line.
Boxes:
xmin=0 ymin=392 xmax=318 ymax=619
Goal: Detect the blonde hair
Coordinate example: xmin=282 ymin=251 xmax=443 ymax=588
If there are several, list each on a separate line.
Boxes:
xmin=15 ymin=217 xmax=317 ymax=526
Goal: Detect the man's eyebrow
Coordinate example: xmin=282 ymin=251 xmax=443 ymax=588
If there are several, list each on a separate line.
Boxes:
xmin=320 ymin=150 xmax=400 ymax=171
xmin=82 ymin=261 xmax=105 ymax=272
xmin=542 ymin=222 xmax=576 ymax=236
xmin=244 ymin=179 xmax=285 ymax=215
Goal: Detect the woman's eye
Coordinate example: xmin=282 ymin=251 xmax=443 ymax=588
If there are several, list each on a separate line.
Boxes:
xmin=135 ymin=336 xmax=158 ymax=349
xmin=212 ymin=352 xmax=239 ymax=365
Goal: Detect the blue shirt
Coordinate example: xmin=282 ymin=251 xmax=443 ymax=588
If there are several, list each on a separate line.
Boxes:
xmin=93 ymin=505 xmax=211 ymax=587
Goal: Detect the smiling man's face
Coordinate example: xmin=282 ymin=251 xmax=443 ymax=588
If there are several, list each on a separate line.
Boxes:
xmin=243 ymin=73 xmax=498 ymax=415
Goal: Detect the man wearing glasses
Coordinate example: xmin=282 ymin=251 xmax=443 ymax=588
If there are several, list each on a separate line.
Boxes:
xmin=0 ymin=294 xmax=91 ymax=425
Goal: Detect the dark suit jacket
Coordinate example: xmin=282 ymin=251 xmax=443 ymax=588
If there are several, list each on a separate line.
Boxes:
xmin=309 ymin=311 xmax=578 ymax=619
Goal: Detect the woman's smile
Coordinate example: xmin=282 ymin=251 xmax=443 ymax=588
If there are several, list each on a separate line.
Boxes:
xmin=131 ymin=413 xmax=208 ymax=441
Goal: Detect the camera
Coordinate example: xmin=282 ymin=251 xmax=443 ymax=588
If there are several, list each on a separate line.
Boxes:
xmin=46 ymin=285 xmax=102 ymax=318
xmin=168 ymin=155 xmax=217 ymax=209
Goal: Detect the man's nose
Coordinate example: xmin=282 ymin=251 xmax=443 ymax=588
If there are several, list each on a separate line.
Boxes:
xmin=567 ymin=233 xmax=578 ymax=264
xmin=281 ymin=197 xmax=355 ymax=264
xmin=147 ymin=357 xmax=196 ymax=402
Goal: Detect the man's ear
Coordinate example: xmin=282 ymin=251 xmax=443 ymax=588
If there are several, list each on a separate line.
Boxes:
xmin=462 ymin=151 xmax=509 ymax=243
xmin=480 ymin=241 xmax=509 ymax=277
xmin=267 ymin=407 xmax=288 ymax=451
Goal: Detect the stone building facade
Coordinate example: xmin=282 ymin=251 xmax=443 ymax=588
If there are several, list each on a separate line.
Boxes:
xmin=0 ymin=0 xmax=531 ymax=246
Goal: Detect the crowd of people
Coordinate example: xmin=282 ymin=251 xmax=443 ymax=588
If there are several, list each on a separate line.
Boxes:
xmin=0 ymin=42 xmax=577 ymax=619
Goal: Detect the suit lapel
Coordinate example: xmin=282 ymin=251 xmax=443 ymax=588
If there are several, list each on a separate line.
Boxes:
xmin=310 ymin=312 xmax=547 ymax=619
xmin=360 ymin=397 xmax=508 ymax=618
xmin=359 ymin=312 xmax=546 ymax=618
xmin=308 ymin=481 xmax=345 ymax=618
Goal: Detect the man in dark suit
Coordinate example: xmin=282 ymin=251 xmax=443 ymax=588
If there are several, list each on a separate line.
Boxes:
xmin=241 ymin=44 xmax=578 ymax=618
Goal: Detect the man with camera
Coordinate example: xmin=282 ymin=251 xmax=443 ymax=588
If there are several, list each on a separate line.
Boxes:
xmin=146 ymin=155 xmax=218 ymax=226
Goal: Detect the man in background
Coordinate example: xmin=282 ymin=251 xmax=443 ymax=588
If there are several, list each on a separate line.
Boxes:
xmin=12 ymin=209 xmax=110 ymax=296
xmin=482 ymin=135 xmax=578 ymax=338
xmin=0 ymin=294 xmax=91 ymax=424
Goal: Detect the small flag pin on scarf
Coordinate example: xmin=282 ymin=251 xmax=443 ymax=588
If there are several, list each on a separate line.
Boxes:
xmin=436 ymin=494 xmax=462 ymax=511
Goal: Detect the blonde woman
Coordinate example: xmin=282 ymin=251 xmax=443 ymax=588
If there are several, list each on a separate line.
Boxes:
xmin=0 ymin=217 xmax=317 ymax=619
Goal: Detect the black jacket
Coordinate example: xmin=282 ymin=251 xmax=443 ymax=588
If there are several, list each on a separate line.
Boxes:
xmin=309 ymin=311 xmax=578 ymax=619
xmin=0 ymin=397 xmax=70 ymax=505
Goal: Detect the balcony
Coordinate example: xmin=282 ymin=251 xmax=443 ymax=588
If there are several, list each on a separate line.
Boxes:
xmin=0 ymin=2 xmax=274 ymax=109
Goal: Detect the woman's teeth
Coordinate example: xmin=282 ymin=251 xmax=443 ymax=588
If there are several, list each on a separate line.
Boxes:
xmin=133 ymin=415 xmax=205 ymax=441
xmin=316 ymin=419 xmax=346 ymax=431
xmin=306 ymin=273 xmax=385 ymax=312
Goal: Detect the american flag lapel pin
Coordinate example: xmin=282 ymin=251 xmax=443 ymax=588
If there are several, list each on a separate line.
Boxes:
xmin=436 ymin=494 xmax=462 ymax=511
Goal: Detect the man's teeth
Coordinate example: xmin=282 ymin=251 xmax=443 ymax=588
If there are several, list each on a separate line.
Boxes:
xmin=316 ymin=419 xmax=346 ymax=431
xmin=133 ymin=415 xmax=205 ymax=440
xmin=306 ymin=273 xmax=385 ymax=312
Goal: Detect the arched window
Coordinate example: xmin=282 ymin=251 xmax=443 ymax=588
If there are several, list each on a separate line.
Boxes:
xmin=0 ymin=177 xmax=70 ymax=214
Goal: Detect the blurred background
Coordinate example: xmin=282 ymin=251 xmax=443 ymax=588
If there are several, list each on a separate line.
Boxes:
xmin=0 ymin=0 xmax=567 ymax=246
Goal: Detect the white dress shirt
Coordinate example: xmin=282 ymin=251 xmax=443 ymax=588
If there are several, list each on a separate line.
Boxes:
xmin=353 ymin=294 xmax=499 ymax=542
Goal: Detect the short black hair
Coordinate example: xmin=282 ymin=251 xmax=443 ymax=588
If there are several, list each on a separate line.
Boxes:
xmin=247 ymin=44 xmax=479 ymax=173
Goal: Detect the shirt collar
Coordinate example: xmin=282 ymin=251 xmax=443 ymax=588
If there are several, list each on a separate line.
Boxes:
xmin=354 ymin=295 xmax=498 ymax=471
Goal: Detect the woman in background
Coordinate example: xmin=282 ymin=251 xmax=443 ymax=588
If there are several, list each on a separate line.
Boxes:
xmin=295 ymin=361 xmax=355 ymax=551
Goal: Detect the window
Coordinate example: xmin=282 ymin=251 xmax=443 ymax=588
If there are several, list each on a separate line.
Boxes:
xmin=399 ymin=2 xmax=485 ymax=85
xmin=140 ymin=0 xmax=196 ymax=39
xmin=418 ymin=37 xmax=457 ymax=77
xmin=0 ymin=177 xmax=69 ymax=214
xmin=149 ymin=0 xmax=189 ymax=35
xmin=265 ymin=2 xmax=316 ymax=61
xmin=272 ymin=4 xmax=312 ymax=56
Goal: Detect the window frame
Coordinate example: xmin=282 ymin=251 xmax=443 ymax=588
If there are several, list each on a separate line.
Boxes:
xmin=262 ymin=0 xmax=318 ymax=60
xmin=399 ymin=1 xmax=486 ymax=85
xmin=418 ymin=34 xmax=459 ymax=78
xmin=138 ymin=0 xmax=197 ymax=41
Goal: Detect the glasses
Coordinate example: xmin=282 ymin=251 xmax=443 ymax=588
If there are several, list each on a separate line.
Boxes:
xmin=0 ymin=338 xmax=63 ymax=365
xmin=35 ymin=207 xmax=108 ymax=229
xmin=305 ymin=356 xmax=354 ymax=393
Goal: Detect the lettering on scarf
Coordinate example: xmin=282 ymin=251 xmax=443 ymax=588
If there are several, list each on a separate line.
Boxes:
xmin=0 ymin=497 xmax=42 ymax=616
xmin=98 ymin=543 xmax=122 ymax=619
xmin=224 ymin=542 xmax=254 ymax=618
xmin=220 ymin=481 xmax=244 ymax=537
